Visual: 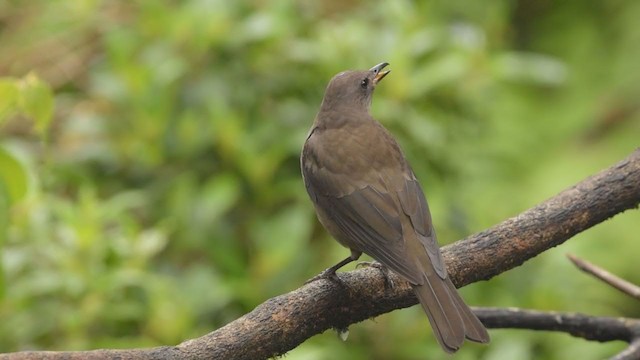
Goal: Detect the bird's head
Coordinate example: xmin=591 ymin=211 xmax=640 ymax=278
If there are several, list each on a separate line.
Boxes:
xmin=319 ymin=62 xmax=390 ymax=113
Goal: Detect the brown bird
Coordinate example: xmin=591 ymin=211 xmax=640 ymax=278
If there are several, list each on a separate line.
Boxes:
xmin=300 ymin=62 xmax=490 ymax=353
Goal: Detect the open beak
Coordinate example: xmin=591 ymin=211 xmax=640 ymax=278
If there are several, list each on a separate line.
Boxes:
xmin=370 ymin=62 xmax=390 ymax=84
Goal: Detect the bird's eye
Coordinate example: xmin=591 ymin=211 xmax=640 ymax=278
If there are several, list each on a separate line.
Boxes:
xmin=360 ymin=78 xmax=369 ymax=89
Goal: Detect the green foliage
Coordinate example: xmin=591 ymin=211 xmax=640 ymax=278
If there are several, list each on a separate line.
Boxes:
xmin=0 ymin=74 xmax=53 ymax=138
xmin=0 ymin=0 xmax=638 ymax=358
xmin=0 ymin=147 xmax=29 ymax=208
xmin=0 ymin=73 xmax=53 ymax=211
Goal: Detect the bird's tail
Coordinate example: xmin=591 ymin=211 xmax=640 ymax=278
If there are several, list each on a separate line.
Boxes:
xmin=412 ymin=274 xmax=489 ymax=353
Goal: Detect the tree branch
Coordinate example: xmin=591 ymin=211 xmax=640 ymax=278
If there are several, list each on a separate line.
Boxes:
xmin=476 ymin=307 xmax=640 ymax=360
xmin=611 ymin=338 xmax=640 ymax=360
xmin=475 ymin=307 xmax=640 ymax=343
xmin=567 ymin=253 xmax=640 ymax=300
xmin=2 ymin=148 xmax=639 ymax=360
xmin=443 ymin=148 xmax=640 ymax=287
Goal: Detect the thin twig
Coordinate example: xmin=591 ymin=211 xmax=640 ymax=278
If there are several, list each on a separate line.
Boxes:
xmin=567 ymin=253 xmax=640 ymax=300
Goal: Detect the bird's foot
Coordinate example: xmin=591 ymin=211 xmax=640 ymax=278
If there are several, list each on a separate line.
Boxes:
xmin=305 ymin=267 xmax=345 ymax=286
xmin=305 ymin=255 xmax=358 ymax=287
xmin=356 ymin=261 xmax=395 ymax=289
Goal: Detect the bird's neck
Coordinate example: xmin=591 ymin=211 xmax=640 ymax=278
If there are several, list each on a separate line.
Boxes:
xmin=319 ymin=94 xmax=371 ymax=113
xmin=315 ymin=106 xmax=373 ymax=130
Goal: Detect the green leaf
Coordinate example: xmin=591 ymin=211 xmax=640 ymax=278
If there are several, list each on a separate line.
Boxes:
xmin=18 ymin=73 xmax=54 ymax=137
xmin=0 ymin=146 xmax=29 ymax=205
xmin=0 ymin=80 xmax=20 ymax=126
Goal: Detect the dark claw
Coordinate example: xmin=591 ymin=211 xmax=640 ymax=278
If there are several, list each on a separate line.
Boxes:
xmin=305 ymin=267 xmax=344 ymax=286
xmin=306 ymin=255 xmax=358 ymax=286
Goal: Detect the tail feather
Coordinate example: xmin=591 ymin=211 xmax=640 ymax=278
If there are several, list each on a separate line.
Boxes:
xmin=412 ymin=273 xmax=489 ymax=353
xmin=447 ymin=280 xmax=490 ymax=343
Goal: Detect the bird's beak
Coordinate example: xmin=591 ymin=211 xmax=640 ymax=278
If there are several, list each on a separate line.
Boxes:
xmin=370 ymin=62 xmax=390 ymax=85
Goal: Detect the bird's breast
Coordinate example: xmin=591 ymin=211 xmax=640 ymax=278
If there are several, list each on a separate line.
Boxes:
xmin=301 ymin=119 xmax=413 ymax=199
xmin=305 ymin=121 xmax=403 ymax=176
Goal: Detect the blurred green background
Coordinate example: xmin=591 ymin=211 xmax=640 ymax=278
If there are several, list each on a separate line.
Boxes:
xmin=0 ymin=1 xmax=639 ymax=359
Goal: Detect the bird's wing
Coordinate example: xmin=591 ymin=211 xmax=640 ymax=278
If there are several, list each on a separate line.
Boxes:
xmin=396 ymin=173 xmax=447 ymax=279
xmin=303 ymin=147 xmax=447 ymax=284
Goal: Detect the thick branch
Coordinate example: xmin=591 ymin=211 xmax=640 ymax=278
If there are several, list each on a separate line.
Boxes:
xmin=443 ymin=148 xmax=640 ymax=287
xmin=2 ymin=149 xmax=639 ymax=360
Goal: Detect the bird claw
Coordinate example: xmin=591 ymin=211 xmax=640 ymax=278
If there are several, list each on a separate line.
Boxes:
xmin=305 ymin=267 xmax=345 ymax=286
xmin=356 ymin=261 xmax=395 ymax=289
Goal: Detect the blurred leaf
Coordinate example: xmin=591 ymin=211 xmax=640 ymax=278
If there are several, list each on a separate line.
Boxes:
xmin=198 ymin=174 xmax=241 ymax=221
xmin=18 ymin=73 xmax=54 ymax=137
xmin=0 ymin=146 xmax=29 ymax=206
xmin=0 ymin=74 xmax=54 ymax=137
xmin=0 ymin=80 xmax=19 ymax=125
xmin=493 ymin=52 xmax=567 ymax=86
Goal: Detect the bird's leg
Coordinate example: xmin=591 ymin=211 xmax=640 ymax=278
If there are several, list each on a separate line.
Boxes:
xmin=305 ymin=256 xmax=355 ymax=284
xmin=305 ymin=251 xmax=361 ymax=285
xmin=356 ymin=261 xmax=395 ymax=289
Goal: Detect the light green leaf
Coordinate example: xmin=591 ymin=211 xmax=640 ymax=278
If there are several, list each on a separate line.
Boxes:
xmin=0 ymin=146 xmax=29 ymax=205
xmin=0 ymin=80 xmax=19 ymax=126
xmin=18 ymin=73 xmax=54 ymax=137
